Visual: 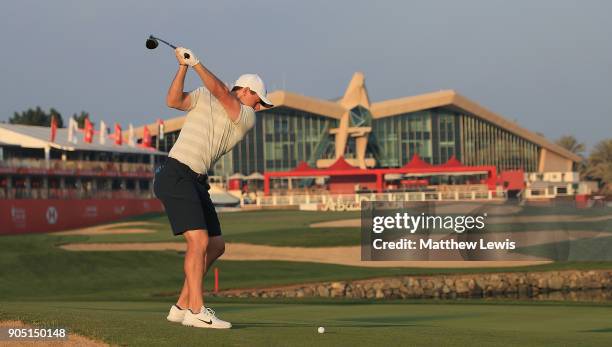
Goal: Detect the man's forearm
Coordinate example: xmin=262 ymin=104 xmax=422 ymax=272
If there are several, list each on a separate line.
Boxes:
xmin=192 ymin=63 xmax=232 ymax=101
xmin=166 ymin=65 xmax=188 ymax=107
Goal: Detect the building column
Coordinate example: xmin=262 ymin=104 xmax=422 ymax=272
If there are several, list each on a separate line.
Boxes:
xmin=92 ymin=179 xmax=98 ymax=198
xmin=42 ymin=176 xmax=49 ymax=199
xmin=44 ymin=146 xmax=51 ymax=169
xmin=76 ymin=177 xmax=83 ymax=198
xmin=59 ymin=177 xmax=65 ymax=198
xmin=537 ymin=149 xmax=547 ymax=173
xmin=24 ymin=176 xmax=31 ymax=198
xmin=355 ymin=136 xmax=368 ymax=169
xmin=376 ymin=173 xmax=384 ymax=193
xmin=264 ymin=176 xmax=270 ymax=195
xmin=7 ymin=175 xmax=13 ymax=198
xmin=334 ymin=112 xmax=350 ymax=159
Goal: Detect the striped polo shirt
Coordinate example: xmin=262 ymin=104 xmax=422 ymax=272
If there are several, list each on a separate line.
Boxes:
xmin=168 ymin=87 xmax=256 ymax=174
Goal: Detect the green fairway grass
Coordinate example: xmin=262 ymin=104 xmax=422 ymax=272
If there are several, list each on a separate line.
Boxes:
xmin=2 ymin=225 xmax=611 ymax=302
xmin=1 ymin=301 xmax=611 ymax=346
xmin=515 ymin=236 xmax=612 ymax=261
xmin=58 ymin=207 xmax=612 ymax=248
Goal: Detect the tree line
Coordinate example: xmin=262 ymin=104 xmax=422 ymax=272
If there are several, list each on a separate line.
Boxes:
xmin=555 ymin=135 xmax=611 ymax=193
xmin=7 ymin=106 xmax=92 ymax=128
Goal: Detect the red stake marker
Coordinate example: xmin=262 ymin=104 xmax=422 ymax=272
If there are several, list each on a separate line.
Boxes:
xmin=214 ymin=267 xmax=219 ymax=293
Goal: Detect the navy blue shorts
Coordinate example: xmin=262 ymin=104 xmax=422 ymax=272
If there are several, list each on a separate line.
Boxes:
xmin=153 ymin=157 xmax=222 ymax=237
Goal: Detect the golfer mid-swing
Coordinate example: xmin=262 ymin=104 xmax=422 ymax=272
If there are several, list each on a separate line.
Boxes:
xmin=154 ymin=47 xmax=272 ymax=329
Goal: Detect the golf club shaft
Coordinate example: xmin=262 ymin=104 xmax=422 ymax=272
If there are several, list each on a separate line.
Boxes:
xmin=150 ymin=35 xmax=190 ymax=59
xmin=152 ymin=36 xmax=176 ymax=49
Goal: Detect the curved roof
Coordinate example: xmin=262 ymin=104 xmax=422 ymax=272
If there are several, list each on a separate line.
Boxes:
xmin=0 ymin=123 xmax=165 ymax=155
xmin=132 ymin=72 xmax=580 ymax=163
xmin=369 ymin=90 xmax=580 ymax=162
xmin=267 ymin=91 xmax=345 ymax=119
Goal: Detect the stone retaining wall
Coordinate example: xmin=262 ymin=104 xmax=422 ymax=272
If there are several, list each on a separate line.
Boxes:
xmin=212 ymin=270 xmax=611 ymax=300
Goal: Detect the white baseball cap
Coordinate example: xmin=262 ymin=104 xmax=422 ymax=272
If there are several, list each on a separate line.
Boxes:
xmin=233 ymin=74 xmax=273 ymax=107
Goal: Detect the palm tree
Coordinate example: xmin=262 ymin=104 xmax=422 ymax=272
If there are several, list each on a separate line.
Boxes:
xmin=556 ymin=135 xmax=586 ymax=157
xmin=556 ymin=135 xmax=587 ymax=176
xmin=585 ymin=139 xmax=612 ymax=193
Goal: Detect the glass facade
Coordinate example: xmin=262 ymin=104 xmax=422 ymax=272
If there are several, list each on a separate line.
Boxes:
xmin=232 ymin=107 xmax=338 ymax=174
xmin=460 ymin=114 xmax=538 ymax=171
xmin=373 ymin=109 xmax=457 ymax=166
xmin=155 ymin=106 xmax=540 ymax=175
xmin=436 ymin=113 xmax=457 ymax=164
xmin=371 ymin=108 xmax=537 ymax=170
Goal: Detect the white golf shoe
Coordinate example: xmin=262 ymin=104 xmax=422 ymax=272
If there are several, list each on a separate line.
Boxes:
xmin=166 ymin=304 xmax=187 ymax=323
xmin=182 ymin=306 xmax=232 ymax=329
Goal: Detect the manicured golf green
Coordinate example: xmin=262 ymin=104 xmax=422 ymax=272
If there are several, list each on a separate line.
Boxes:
xmin=1 ymin=301 xmax=611 ymax=346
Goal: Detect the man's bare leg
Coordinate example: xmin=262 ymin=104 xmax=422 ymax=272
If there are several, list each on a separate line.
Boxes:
xmin=176 ymin=235 xmax=226 ymax=309
xmin=182 ymin=229 xmax=209 ymax=313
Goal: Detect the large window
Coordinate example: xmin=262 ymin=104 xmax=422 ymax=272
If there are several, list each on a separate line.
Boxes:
xmin=402 ymin=112 xmax=432 ymax=164
xmin=373 ymin=110 xmax=434 ymax=166
xmin=436 ymin=112 xmax=457 ymax=163
xmin=460 ymin=114 xmax=538 ymax=171
xmin=232 ymin=107 xmax=338 ymax=174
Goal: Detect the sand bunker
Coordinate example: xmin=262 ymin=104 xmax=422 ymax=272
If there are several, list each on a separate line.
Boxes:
xmin=55 ymin=221 xmax=159 ymax=236
xmin=310 ymin=219 xmax=361 ymax=228
xmin=60 ymin=242 xmax=184 ymax=252
xmin=0 ymin=320 xmax=110 ymax=346
xmin=58 ymin=227 xmax=612 ymax=268
xmin=59 ymin=241 xmax=553 ymax=268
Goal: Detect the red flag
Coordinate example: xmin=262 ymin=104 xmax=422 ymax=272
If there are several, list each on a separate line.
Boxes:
xmin=114 ymin=123 xmax=122 ymax=145
xmin=143 ymin=125 xmax=152 ymax=147
xmin=50 ymin=115 xmax=57 ymax=142
xmin=84 ymin=117 xmax=94 ymax=143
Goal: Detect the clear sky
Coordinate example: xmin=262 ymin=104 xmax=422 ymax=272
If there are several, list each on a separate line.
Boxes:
xmin=1 ymin=0 xmax=610 ymax=149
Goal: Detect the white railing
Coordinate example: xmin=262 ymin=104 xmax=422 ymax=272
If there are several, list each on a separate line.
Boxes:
xmin=0 ymin=158 xmax=153 ymax=174
xmin=0 ymin=188 xmax=154 ymax=200
xmin=255 ymin=191 xmax=506 ymax=207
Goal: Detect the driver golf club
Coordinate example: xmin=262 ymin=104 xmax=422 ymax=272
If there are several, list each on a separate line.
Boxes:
xmin=146 ymin=35 xmax=190 ymax=59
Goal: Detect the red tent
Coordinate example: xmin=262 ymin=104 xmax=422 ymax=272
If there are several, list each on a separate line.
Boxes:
xmin=263 ymin=154 xmax=497 ymax=195
xmin=440 ymin=155 xmax=463 ymax=167
xmin=292 ymin=161 xmax=315 ymax=172
xmin=402 ymin=154 xmax=433 ymax=169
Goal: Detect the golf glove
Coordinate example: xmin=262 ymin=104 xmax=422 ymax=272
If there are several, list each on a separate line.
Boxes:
xmin=176 ymin=47 xmax=200 ymax=67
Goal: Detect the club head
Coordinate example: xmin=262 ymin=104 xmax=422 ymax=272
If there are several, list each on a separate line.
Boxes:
xmin=146 ymin=36 xmax=158 ymax=50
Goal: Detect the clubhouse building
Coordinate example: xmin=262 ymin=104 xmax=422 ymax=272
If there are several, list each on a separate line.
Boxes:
xmin=135 ymin=72 xmax=580 ymax=179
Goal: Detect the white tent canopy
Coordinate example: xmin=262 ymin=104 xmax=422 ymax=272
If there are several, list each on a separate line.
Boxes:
xmin=229 ymin=173 xmax=245 ymax=179
xmin=245 ymin=172 xmax=265 ymax=180
xmin=384 ymin=173 xmax=403 ymax=181
xmin=0 ymin=123 xmax=166 ymax=155
xmin=403 ymin=171 xmax=488 ymax=177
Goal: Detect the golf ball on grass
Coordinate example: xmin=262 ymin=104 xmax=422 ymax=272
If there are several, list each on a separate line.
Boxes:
xmin=318 ymin=327 xmax=325 ymax=334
